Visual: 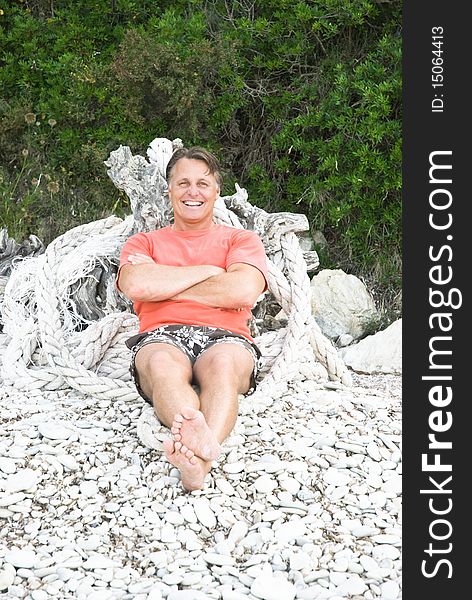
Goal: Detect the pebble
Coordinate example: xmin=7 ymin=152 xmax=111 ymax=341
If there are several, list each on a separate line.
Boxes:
xmin=203 ymin=552 xmax=235 ymax=566
xmin=274 ymin=520 xmax=306 ymax=543
xmin=0 ymin=566 xmax=15 ymax=591
xmin=0 ymin=457 xmax=17 ymax=474
xmin=381 ymin=580 xmax=401 ymax=598
xmin=251 ymin=574 xmax=296 ymax=600
xmin=3 ymin=468 xmax=40 ymax=492
xmin=193 ymin=497 xmax=217 ymax=529
xmin=222 ymin=462 xmax=246 ymax=474
xmin=252 ymin=475 xmax=277 ymax=494
xmin=37 ymin=421 xmax=74 ymax=440
xmin=323 ymin=468 xmax=351 ymax=487
xmin=0 ymin=370 xmax=401 ymax=599
xmin=5 ymin=549 xmax=38 ymax=569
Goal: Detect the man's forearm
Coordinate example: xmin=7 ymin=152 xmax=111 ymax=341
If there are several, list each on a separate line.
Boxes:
xmin=119 ymin=263 xmax=224 ymax=302
xmin=171 ymin=268 xmax=264 ymax=309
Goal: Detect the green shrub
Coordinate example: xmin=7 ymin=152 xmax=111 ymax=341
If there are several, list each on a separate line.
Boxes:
xmin=0 ymin=0 xmax=402 ymax=315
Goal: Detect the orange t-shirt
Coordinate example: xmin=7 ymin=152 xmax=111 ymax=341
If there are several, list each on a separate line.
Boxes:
xmin=117 ymin=224 xmax=269 ymax=341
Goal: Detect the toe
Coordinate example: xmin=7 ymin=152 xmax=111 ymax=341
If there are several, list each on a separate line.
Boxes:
xmin=181 ymin=406 xmax=199 ymax=420
xmin=174 ymin=441 xmax=182 ymax=452
xmin=163 ymin=439 xmax=175 ymax=455
xmin=174 ymin=414 xmax=184 ymax=423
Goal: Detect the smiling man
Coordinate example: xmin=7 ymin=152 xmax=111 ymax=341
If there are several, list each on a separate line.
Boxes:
xmin=117 ymin=147 xmax=269 ymax=490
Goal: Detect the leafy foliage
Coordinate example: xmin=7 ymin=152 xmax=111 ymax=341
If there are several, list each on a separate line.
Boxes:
xmin=0 ymin=0 xmax=402 ymax=308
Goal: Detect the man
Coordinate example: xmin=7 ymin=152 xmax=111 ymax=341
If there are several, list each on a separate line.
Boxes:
xmin=117 ymin=147 xmax=268 ymax=491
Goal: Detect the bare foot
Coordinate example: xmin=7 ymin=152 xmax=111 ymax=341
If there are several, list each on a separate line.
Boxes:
xmin=163 ymin=439 xmax=210 ymax=491
xmin=170 ymin=406 xmax=221 ymax=461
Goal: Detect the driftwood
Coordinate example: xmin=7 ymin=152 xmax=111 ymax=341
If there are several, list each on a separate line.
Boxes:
xmin=0 ymin=229 xmax=45 ymax=330
xmin=1 ymin=136 xmax=351 ymax=407
xmin=0 ymin=137 xmax=318 ymax=332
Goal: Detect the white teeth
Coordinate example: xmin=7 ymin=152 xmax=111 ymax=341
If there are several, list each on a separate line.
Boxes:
xmin=183 ymin=201 xmax=203 ymax=206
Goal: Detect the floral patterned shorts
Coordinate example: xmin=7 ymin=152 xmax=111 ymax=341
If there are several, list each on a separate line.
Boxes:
xmin=126 ymin=324 xmax=262 ymax=404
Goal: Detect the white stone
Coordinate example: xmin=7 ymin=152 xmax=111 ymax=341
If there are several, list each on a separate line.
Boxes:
xmin=82 ymin=555 xmax=119 ymax=569
xmin=3 ymin=468 xmax=40 ymax=492
xmin=0 ymin=566 xmax=15 ymax=591
xmin=203 ymin=553 xmax=235 ymax=566
xmin=366 ymin=442 xmax=382 ymax=461
xmin=38 ymin=421 xmax=74 ymax=440
xmin=0 ymin=457 xmax=17 ymax=474
xmin=0 ymin=491 xmax=26 ymax=508
xmin=335 ymin=574 xmax=367 ymax=595
xmin=77 ymin=534 xmax=101 ymax=551
xmin=179 ymin=504 xmax=197 ymax=523
xmin=252 ymin=475 xmax=277 ymax=494
xmin=323 ymin=468 xmax=351 ymax=487
xmin=251 ymin=574 xmax=296 ymax=600
xmin=274 ymin=520 xmax=306 ymax=543
xmin=57 ymin=455 xmax=79 ymax=470
xmin=381 ymin=475 xmax=402 ymax=495
xmin=215 ymin=478 xmax=236 ymax=495
xmin=228 ymin=521 xmax=249 ymax=544
xmin=222 ymin=462 xmax=245 ymax=474
xmin=193 ymin=497 xmax=217 ymax=529
xmin=339 ymin=319 xmax=402 ymax=375
xmin=372 ymin=545 xmax=401 ymax=561
xmin=352 ymin=525 xmax=379 ymax=538
xmin=310 ymin=269 xmax=378 ymax=340
xmin=380 ymin=580 xmax=400 ymax=599
xmin=79 ymin=481 xmax=99 ymax=498
xmin=167 ymin=591 xmax=210 ymax=600
xmin=5 ymin=549 xmax=38 ymax=569
xmin=164 ymin=510 xmax=185 ymax=525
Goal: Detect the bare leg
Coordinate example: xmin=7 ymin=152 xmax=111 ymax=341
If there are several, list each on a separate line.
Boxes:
xmin=134 ymin=343 xmax=199 ymax=428
xmin=135 ymin=343 xmax=210 ymax=490
xmin=171 ymin=344 xmax=254 ymax=459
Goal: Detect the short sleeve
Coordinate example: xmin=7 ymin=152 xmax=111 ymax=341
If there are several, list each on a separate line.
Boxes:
xmin=226 ymin=230 xmax=269 ymax=291
xmin=116 ymin=233 xmax=151 ymax=291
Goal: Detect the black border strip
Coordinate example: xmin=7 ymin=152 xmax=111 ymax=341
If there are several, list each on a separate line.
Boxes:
xmin=403 ymin=1 xmax=467 ymax=596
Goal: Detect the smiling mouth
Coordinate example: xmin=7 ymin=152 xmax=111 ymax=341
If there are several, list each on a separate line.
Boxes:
xmin=183 ymin=201 xmax=204 ymax=207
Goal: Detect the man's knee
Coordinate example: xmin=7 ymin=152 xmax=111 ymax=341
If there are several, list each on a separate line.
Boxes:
xmin=135 ymin=345 xmax=192 ymax=384
xmin=195 ymin=345 xmax=253 ymax=385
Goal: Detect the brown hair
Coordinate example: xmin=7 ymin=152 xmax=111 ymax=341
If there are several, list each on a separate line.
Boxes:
xmin=165 ymin=146 xmax=222 ymax=188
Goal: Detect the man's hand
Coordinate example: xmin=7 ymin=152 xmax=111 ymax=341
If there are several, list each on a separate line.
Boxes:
xmin=118 ymin=256 xmax=225 ymax=303
xmin=171 ymin=263 xmax=266 ymax=310
xmin=127 ymin=253 xmax=155 ymax=265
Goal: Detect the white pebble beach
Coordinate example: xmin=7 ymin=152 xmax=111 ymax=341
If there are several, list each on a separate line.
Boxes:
xmin=0 ymin=370 xmax=401 ymax=600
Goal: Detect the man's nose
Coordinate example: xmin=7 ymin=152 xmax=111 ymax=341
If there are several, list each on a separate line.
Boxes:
xmin=187 ymin=185 xmax=200 ymax=197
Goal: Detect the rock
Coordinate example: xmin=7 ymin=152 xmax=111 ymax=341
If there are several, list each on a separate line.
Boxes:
xmin=37 ymin=421 xmax=74 ymax=440
xmin=3 ymin=468 xmax=40 ymax=492
xmin=310 ymin=269 xmax=378 ymax=341
xmin=0 ymin=566 xmax=15 ymax=591
xmin=5 ymin=549 xmax=38 ymax=569
xmin=339 ymin=318 xmax=402 ymax=374
xmin=323 ymin=468 xmax=351 ymax=487
xmin=251 ymin=574 xmax=296 ymax=600
xmin=193 ymin=497 xmax=217 ymax=529
xmin=274 ymin=520 xmax=306 ymax=544
xmin=380 ymin=580 xmax=400 ymax=599
xmin=252 ymin=475 xmax=277 ymax=494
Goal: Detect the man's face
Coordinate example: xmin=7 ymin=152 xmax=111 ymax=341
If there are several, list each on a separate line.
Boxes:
xmin=168 ymin=158 xmax=219 ymax=230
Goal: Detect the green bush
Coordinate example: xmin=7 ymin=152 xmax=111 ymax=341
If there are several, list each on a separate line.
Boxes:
xmin=0 ymin=0 xmax=402 ymax=315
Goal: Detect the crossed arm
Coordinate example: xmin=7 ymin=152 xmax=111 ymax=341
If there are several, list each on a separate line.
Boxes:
xmin=118 ymin=253 xmax=266 ymax=310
